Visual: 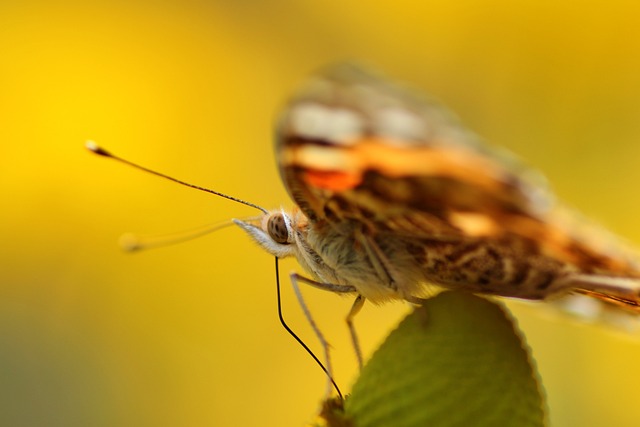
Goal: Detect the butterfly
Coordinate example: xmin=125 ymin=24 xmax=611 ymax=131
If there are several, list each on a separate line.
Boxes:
xmin=233 ymin=64 xmax=640 ymax=361
xmin=88 ymin=63 xmax=640 ymax=378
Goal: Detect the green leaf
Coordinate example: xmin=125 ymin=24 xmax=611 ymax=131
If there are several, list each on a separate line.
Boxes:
xmin=340 ymin=291 xmax=546 ymax=427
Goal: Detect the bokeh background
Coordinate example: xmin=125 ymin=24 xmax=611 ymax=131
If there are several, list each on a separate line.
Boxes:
xmin=2 ymin=1 xmax=640 ymax=426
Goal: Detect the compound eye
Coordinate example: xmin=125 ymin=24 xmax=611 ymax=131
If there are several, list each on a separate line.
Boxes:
xmin=267 ymin=213 xmax=290 ymax=244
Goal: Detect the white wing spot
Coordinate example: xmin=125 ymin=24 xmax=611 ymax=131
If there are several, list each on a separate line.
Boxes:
xmin=290 ymin=103 xmax=363 ymax=145
xmin=374 ymin=107 xmax=428 ymax=143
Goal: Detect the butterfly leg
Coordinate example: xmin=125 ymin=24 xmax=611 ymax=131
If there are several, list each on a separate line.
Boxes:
xmin=346 ymin=294 xmax=366 ymax=369
xmin=290 ymin=273 xmax=356 ymax=396
xmin=291 ymin=273 xmax=358 ymax=294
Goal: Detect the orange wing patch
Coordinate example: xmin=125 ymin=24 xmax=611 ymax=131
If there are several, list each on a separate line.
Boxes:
xmin=303 ymin=169 xmax=363 ymax=191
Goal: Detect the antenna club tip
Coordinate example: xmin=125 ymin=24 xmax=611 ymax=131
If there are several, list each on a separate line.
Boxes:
xmin=119 ymin=233 xmax=141 ymax=252
xmin=85 ymin=140 xmax=111 ymax=157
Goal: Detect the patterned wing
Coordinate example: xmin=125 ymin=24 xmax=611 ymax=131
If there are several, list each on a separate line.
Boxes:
xmin=275 ymin=64 xmax=640 ymax=292
xmin=276 ymin=64 xmax=551 ymax=237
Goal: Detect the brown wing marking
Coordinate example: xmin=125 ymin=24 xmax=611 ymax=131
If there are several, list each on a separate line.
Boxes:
xmin=279 ymin=137 xmax=543 ymax=219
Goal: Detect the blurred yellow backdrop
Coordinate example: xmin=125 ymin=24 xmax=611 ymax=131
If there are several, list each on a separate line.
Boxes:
xmin=2 ymin=1 xmax=640 ymax=426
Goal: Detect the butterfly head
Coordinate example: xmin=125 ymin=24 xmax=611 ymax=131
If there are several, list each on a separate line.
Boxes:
xmin=233 ymin=209 xmax=297 ymax=258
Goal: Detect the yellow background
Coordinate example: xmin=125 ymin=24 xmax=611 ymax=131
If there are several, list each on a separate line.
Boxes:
xmin=2 ymin=1 xmax=640 ymax=426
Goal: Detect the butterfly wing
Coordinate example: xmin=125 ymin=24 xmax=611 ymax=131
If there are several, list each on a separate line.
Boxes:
xmin=276 ymin=64 xmax=552 ymax=238
xmin=275 ymin=63 xmax=640 ymax=306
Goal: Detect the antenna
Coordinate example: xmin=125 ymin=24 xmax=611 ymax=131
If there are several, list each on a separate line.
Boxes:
xmin=118 ymin=219 xmax=242 ymax=252
xmin=85 ymin=141 xmax=268 ymax=214
xmin=86 ymin=140 xmax=343 ymax=398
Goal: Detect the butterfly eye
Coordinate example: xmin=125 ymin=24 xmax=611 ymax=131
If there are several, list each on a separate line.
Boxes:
xmin=267 ymin=213 xmax=290 ymax=244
